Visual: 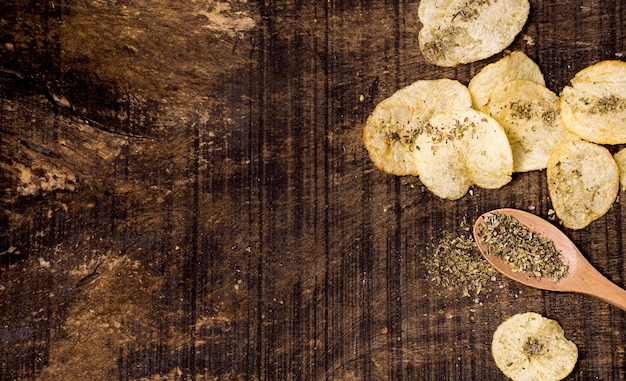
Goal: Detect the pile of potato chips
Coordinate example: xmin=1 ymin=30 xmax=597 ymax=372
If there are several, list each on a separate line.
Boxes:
xmin=363 ymin=52 xmax=626 ymax=230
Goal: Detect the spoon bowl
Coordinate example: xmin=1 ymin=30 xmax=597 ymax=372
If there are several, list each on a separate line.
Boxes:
xmin=473 ymin=208 xmax=626 ymax=311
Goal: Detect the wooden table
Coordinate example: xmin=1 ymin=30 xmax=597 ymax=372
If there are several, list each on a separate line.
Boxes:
xmin=1 ymin=0 xmax=624 ymax=379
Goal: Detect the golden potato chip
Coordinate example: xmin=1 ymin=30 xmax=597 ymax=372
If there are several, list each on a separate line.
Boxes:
xmin=363 ymin=79 xmax=472 ymax=176
xmin=469 ymin=51 xmax=545 ymax=110
xmin=492 ymin=312 xmax=578 ymax=381
xmin=482 ymin=79 xmax=580 ymax=172
xmin=546 ymin=140 xmax=619 ymax=230
xmin=559 ymin=60 xmax=626 ymax=144
xmin=613 ymin=148 xmax=626 ymax=191
xmin=418 ymin=0 xmax=530 ymax=67
xmin=414 ymin=109 xmax=513 ymax=200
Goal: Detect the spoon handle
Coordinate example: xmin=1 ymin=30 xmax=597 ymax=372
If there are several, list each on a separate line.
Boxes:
xmin=575 ymin=263 xmax=626 ymax=312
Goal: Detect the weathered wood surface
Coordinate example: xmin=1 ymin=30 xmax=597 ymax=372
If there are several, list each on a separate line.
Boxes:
xmin=1 ymin=0 xmax=625 ymax=379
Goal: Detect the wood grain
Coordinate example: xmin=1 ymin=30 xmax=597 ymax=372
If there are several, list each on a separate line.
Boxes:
xmin=1 ymin=0 xmax=625 ymax=379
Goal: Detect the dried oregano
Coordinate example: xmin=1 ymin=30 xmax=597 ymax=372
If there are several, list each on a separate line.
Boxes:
xmin=476 ymin=212 xmax=569 ymax=282
xmin=425 ymin=231 xmax=498 ymax=299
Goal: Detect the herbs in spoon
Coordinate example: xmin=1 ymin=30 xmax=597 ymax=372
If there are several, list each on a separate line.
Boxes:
xmin=477 ymin=212 xmax=569 ymax=282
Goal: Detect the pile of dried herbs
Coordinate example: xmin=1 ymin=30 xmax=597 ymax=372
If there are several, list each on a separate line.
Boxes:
xmin=425 ymin=232 xmax=498 ymax=299
xmin=476 ymin=212 xmax=569 ymax=282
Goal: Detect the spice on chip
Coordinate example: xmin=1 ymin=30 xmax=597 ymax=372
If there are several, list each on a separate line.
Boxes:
xmin=492 ymin=312 xmax=578 ymax=381
xmin=559 ymin=60 xmax=626 ymax=144
xmin=418 ymin=0 xmax=530 ymax=67
xmin=481 ymin=79 xmax=580 ymax=173
xmin=546 ymin=140 xmax=619 ymax=230
xmin=363 ymin=79 xmax=472 ymax=177
xmin=468 ymin=51 xmax=545 ymax=110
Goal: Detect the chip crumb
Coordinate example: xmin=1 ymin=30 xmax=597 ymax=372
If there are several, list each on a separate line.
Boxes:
xmin=522 ymin=34 xmax=535 ymax=46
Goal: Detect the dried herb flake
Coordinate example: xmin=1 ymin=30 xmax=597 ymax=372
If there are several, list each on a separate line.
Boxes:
xmin=476 ymin=212 xmax=569 ymax=282
xmin=425 ymin=232 xmax=498 ymax=299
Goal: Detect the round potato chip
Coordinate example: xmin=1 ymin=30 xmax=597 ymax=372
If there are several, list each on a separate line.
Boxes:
xmin=469 ymin=51 xmax=545 ymax=110
xmin=363 ymin=79 xmax=472 ymax=176
xmin=492 ymin=312 xmax=578 ymax=381
xmin=414 ymin=109 xmax=513 ymax=200
xmin=482 ymin=79 xmax=580 ymax=172
xmin=546 ymin=140 xmax=619 ymax=230
xmin=418 ymin=0 xmax=530 ymax=67
xmin=559 ymin=60 xmax=626 ymax=144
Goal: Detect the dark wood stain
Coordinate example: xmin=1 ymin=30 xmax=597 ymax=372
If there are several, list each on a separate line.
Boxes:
xmin=1 ymin=0 xmax=626 ymax=379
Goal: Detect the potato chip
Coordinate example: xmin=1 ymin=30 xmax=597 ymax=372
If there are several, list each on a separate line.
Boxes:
xmin=546 ymin=140 xmax=619 ymax=230
xmin=492 ymin=312 xmax=578 ymax=381
xmin=559 ymin=60 xmax=626 ymax=144
xmin=414 ymin=109 xmax=513 ymax=200
xmin=469 ymin=51 xmax=545 ymax=110
xmin=418 ymin=0 xmax=530 ymax=67
xmin=363 ymin=79 xmax=472 ymax=176
xmin=613 ymin=148 xmax=626 ymax=191
xmin=482 ymin=79 xmax=580 ymax=172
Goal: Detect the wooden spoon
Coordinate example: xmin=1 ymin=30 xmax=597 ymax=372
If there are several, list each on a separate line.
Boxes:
xmin=473 ymin=208 xmax=626 ymax=312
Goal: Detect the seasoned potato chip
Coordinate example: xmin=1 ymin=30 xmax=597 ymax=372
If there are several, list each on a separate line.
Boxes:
xmin=613 ymin=148 xmax=626 ymax=191
xmin=546 ymin=140 xmax=619 ymax=230
xmin=492 ymin=312 xmax=578 ymax=381
xmin=363 ymin=79 xmax=472 ymax=176
xmin=418 ymin=0 xmax=530 ymax=67
xmin=482 ymin=79 xmax=580 ymax=172
xmin=469 ymin=51 xmax=545 ymax=110
xmin=560 ymin=60 xmax=626 ymax=144
xmin=414 ymin=109 xmax=513 ymax=200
